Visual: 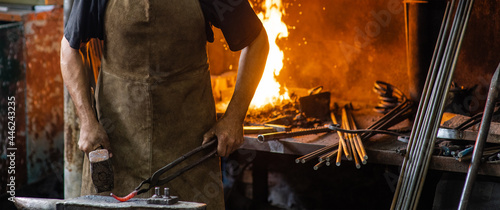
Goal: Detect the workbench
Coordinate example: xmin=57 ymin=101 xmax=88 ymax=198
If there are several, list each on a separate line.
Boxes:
xmin=241 ymin=113 xmax=500 ymax=177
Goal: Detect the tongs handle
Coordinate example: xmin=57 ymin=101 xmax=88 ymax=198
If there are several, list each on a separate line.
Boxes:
xmin=135 ymin=138 xmax=218 ymax=195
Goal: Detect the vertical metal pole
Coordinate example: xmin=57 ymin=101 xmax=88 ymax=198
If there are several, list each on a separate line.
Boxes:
xmin=458 ymin=63 xmax=500 ymax=210
xmin=392 ymin=2 xmax=453 ymax=209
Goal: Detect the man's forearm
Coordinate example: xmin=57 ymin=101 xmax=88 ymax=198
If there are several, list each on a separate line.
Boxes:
xmin=60 ymin=37 xmax=96 ymax=126
xmin=224 ymin=28 xmax=270 ymax=122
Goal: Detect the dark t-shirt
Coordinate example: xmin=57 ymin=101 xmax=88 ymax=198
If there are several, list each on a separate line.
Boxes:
xmin=64 ymin=0 xmax=263 ymax=51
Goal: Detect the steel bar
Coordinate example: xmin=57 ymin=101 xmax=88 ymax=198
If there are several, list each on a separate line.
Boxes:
xmin=361 ymin=100 xmax=411 ymax=139
xmin=324 ymin=149 xmax=339 ymax=162
xmin=459 ymin=63 xmax=500 ymax=210
xmin=318 ymin=148 xmax=339 ymax=162
xmin=336 ymin=139 xmax=343 ymax=166
xmin=402 ymin=0 xmax=459 ymax=203
xmin=295 ymin=140 xmax=340 ymax=163
xmin=391 ymin=0 xmax=476 ymax=208
xmin=331 ymin=112 xmax=351 ymax=159
xmin=346 ymin=108 xmax=368 ymax=161
xmin=343 ymin=108 xmax=365 ymax=165
xmin=403 ymin=0 xmax=462 ymax=206
xmin=341 ymin=109 xmax=356 ymax=161
xmin=295 ymin=143 xmax=339 ymax=164
xmin=413 ymin=0 xmax=471 ymax=207
xmin=398 ymin=0 xmax=457 ymax=206
xmin=412 ymin=1 xmax=473 ymax=208
xmin=257 ymin=127 xmax=332 ymax=142
xmin=313 ymin=160 xmax=327 ymax=170
xmin=343 ymin=133 xmax=354 ymax=161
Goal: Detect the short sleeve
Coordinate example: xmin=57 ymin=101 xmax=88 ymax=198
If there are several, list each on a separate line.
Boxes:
xmin=64 ymin=0 xmax=107 ymax=49
xmin=200 ymin=0 xmax=263 ymax=51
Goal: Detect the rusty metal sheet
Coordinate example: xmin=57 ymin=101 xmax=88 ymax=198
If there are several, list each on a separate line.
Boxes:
xmin=22 ymin=7 xmax=65 ymax=184
xmin=0 ymin=21 xmax=28 ymax=195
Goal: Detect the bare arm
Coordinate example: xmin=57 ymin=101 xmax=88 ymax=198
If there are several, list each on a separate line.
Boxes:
xmin=60 ymin=37 xmax=111 ymax=155
xmin=203 ymin=28 xmax=269 ymax=157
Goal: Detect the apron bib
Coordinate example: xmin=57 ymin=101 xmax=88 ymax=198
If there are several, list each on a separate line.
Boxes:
xmin=80 ymin=1 xmax=224 ymax=209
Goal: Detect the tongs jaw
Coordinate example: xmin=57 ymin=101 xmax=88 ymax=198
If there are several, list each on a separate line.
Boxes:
xmin=134 ymin=139 xmax=218 ymax=196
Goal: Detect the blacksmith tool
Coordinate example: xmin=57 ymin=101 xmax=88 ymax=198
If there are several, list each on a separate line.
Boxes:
xmin=89 ymin=147 xmax=114 ymax=193
xmin=111 ymin=139 xmax=218 ymax=202
xmin=88 ymin=89 xmax=114 ymax=193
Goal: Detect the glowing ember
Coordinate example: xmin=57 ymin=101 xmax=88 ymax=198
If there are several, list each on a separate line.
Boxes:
xmin=250 ymin=0 xmax=290 ymax=109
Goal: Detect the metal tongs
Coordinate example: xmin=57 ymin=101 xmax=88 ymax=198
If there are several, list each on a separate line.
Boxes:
xmin=111 ymin=139 xmax=218 ymax=202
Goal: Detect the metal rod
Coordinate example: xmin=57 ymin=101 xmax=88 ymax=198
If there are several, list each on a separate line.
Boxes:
xmin=398 ymin=0 xmax=474 ymax=208
xmin=459 ymin=63 xmax=499 ymax=210
xmin=391 ymin=1 xmax=457 ymax=208
xmin=412 ymin=1 xmax=473 ymax=208
xmin=257 ymin=127 xmax=332 ymax=142
xmin=295 ymin=143 xmax=339 ymax=163
xmin=336 ymin=139 xmax=343 ymax=166
xmin=346 ymin=108 xmax=368 ymax=161
xmin=404 ymin=0 xmax=462 ymax=206
xmin=342 ymin=108 xmax=357 ymax=162
xmin=313 ymin=159 xmax=327 ymax=170
xmin=324 ymin=149 xmax=339 ymax=162
xmin=331 ymin=112 xmax=351 ymax=159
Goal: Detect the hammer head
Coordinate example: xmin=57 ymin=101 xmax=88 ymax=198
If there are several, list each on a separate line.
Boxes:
xmin=89 ymin=149 xmax=114 ymax=193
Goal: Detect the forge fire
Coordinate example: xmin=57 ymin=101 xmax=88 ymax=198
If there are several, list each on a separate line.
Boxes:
xmin=1 ymin=0 xmax=499 ymax=209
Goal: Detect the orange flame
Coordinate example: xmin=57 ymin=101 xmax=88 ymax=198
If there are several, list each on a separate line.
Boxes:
xmin=250 ymin=0 xmax=290 ymax=109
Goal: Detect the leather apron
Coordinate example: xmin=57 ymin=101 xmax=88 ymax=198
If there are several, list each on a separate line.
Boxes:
xmin=80 ymin=1 xmax=224 ymax=209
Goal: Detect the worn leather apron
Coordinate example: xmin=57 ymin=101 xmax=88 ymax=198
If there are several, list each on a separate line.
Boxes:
xmin=80 ymin=0 xmax=224 ymax=209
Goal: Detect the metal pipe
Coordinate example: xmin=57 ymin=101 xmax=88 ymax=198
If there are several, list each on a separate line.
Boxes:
xmin=459 ymin=63 xmax=499 ymax=210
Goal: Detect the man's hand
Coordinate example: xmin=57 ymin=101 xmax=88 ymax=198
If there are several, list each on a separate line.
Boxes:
xmin=202 ymin=28 xmax=269 ymax=157
xmin=61 ymin=37 xmax=111 ymax=156
xmin=202 ymin=116 xmax=244 ymax=157
xmin=79 ymin=120 xmax=112 ymax=156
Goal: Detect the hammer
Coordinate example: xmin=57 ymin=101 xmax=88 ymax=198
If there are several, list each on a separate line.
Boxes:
xmin=89 ymin=147 xmax=114 ymax=193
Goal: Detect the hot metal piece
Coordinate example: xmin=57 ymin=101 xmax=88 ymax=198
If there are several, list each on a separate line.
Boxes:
xmin=110 ymin=190 xmax=138 ymax=202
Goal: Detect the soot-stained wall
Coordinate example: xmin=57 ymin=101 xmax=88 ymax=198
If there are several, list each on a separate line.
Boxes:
xmin=208 ymin=0 xmax=499 ymax=109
